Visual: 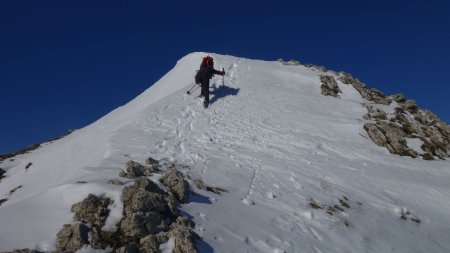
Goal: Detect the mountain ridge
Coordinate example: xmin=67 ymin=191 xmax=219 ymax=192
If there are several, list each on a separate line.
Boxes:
xmin=1 ymin=52 xmax=449 ymax=252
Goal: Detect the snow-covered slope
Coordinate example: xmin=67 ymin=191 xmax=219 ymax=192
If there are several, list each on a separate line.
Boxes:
xmin=1 ymin=52 xmax=449 ymax=252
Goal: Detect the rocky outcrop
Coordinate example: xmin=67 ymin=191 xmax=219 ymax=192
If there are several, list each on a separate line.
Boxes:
xmin=305 ymin=63 xmax=329 ymax=72
xmin=115 ymin=243 xmax=139 ymax=253
xmin=364 ymin=123 xmax=388 ymax=147
xmin=0 ymin=144 xmax=40 ymax=162
xmin=338 ymin=72 xmax=391 ymax=105
xmin=363 ymin=102 xmax=450 ymax=159
xmin=71 ymin=194 xmax=111 ymax=228
xmin=139 ymin=235 xmax=160 ymax=253
xmin=119 ymin=160 xmax=160 ymax=179
xmin=0 ymin=250 xmax=43 ymax=253
xmin=277 ymin=58 xmax=301 ymax=65
xmin=0 ymin=168 xmax=5 ymax=181
xmin=162 ymin=217 xmax=198 ymax=253
xmin=0 ymin=130 xmax=75 ymax=162
xmin=336 ymin=71 xmax=450 ymax=160
xmin=55 ymin=223 xmax=90 ymax=253
xmin=364 ymin=120 xmax=418 ymax=158
xmin=160 ymin=169 xmax=190 ymax=203
xmin=192 ymin=178 xmax=228 ymax=195
xmin=120 ymin=177 xmax=170 ymax=238
xmin=53 ymin=157 xmax=199 ymax=253
xmin=0 ymin=249 xmax=44 ymax=253
xmin=401 ymin=100 xmax=418 ymax=112
xmin=320 ymin=75 xmax=342 ymax=97
xmin=390 ymin=93 xmax=406 ymax=103
xmin=362 ymin=104 xmax=387 ymax=121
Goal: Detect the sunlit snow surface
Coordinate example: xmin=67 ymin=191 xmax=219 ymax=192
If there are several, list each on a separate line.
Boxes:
xmin=0 ymin=53 xmax=449 ymax=252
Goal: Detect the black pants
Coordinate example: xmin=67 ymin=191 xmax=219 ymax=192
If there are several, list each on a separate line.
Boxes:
xmin=200 ymin=79 xmax=210 ymax=103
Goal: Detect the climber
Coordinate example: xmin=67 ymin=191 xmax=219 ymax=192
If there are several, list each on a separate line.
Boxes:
xmin=194 ymin=56 xmax=225 ymax=108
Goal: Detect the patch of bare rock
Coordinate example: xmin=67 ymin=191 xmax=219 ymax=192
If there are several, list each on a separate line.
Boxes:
xmin=319 ymin=70 xmax=449 ymax=160
xmin=52 ymin=157 xmax=218 ymax=253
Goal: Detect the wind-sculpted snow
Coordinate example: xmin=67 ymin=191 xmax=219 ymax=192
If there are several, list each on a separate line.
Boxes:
xmin=0 ymin=53 xmax=450 ymax=252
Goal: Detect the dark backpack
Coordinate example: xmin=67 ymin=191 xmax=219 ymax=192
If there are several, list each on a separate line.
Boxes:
xmin=195 ymin=56 xmax=214 ymax=84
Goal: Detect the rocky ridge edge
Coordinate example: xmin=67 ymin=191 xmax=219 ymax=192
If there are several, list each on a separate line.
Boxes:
xmin=317 ymin=71 xmax=449 ymax=160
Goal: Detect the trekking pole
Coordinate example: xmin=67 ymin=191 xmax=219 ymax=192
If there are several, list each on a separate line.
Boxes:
xmin=186 ymin=83 xmax=198 ymax=95
xmin=222 ymin=68 xmax=225 ymax=87
xmin=190 ymin=84 xmax=200 ymax=94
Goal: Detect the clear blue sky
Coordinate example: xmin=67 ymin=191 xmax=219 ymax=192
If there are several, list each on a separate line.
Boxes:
xmin=1 ymin=0 xmax=449 ymax=154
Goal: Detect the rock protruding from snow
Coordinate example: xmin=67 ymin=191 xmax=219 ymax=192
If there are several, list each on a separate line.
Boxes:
xmin=145 ymin=157 xmax=159 ymax=167
xmin=160 ymin=217 xmax=198 ymax=253
xmin=338 ymin=72 xmax=391 ymax=105
xmin=119 ymin=160 xmax=160 ymax=179
xmin=192 ymin=178 xmax=227 ymax=195
xmin=390 ymin=93 xmax=406 ymax=103
xmin=320 ymin=75 xmax=342 ymax=97
xmin=363 ymin=102 xmax=450 ymax=159
xmin=139 ymin=235 xmax=160 ymax=252
xmin=0 ymin=144 xmax=40 ymax=162
xmin=115 ymin=243 xmax=139 ymax=253
xmin=120 ymin=177 xmax=171 ymax=238
xmin=364 ymin=123 xmax=388 ymax=147
xmin=401 ymin=100 xmax=418 ymax=111
xmin=108 ymin=179 xmax=125 ymax=186
xmin=362 ymin=104 xmax=387 ymax=121
xmin=55 ymin=223 xmax=90 ymax=253
xmin=277 ymin=58 xmax=301 ymax=66
xmin=52 ymin=160 xmax=200 ymax=253
xmin=364 ymin=122 xmax=418 ymax=158
xmin=340 ymin=71 xmax=450 ymax=159
xmin=71 ymin=194 xmax=111 ymax=228
xmin=305 ymin=63 xmax=329 ymax=72
xmin=0 ymin=168 xmax=5 ymax=181
xmin=0 ymin=249 xmax=44 ymax=253
xmin=159 ymin=169 xmax=190 ymax=203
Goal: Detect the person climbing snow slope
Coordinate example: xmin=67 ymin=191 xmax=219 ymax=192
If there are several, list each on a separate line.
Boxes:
xmin=194 ymin=56 xmax=225 ymax=108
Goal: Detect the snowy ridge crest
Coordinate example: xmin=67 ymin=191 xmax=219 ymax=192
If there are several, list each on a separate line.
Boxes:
xmin=1 ymin=52 xmax=450 ymax=253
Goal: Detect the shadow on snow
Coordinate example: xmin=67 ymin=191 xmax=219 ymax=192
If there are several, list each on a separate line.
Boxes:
xmin=210 ymin=85 xmax=240 ymax=105
xmin=181 ymin=194 xmax=215 ymax=252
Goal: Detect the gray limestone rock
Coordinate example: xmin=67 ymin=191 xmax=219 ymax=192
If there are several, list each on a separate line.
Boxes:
xmin=108 ymin=179 xmax=125 ymax=186
xmin=379 ymin=122 xmax=411 ymax=156
xmin=165 ymin=218 xmax=199 ymax=253
xmin=120 ymin=160 xmax=160 ymax=179
xmin=422 ymin=153 xmax=435 ymax=160
xmin=120 ymin=213 xmax=151 ymax=238
xmin=0 ymin=250 xmax=44 ymax=253
xmin=122 ymin=178 xmax=161 ymax=207
xmin=305 ymin=64 xmax=328 ymax=72
xmin=390 ymin=93 xmax=406 ymax=103
xmin=160 ymin=169 xmax=190 ymax=203
xmin=140 ymin=235 xmax=161 ymax=253
xmin=401 ymin=100 xmax=418 ymax=111
xmin=120 ymin=212 xmax=168 ymax=238
xmin=165 ymin=195 xmax=180 ymax=218
xmin=123 ymin=191 xmax=167 ymax=215
xmin=364 ymin=123 xmax=387 ymax=147
xmin=320 ymin=75 xmax=342 ymax=97
xmin=115 ymin=243 xmax=139 ymax=253
xmin=145 ymin=157 xmax=160 ymax=167
xmin=0 ymin=168 xmax=5 ymax=182
xmin=71 ymin=194 xmax=111 ymax=228
xmin=55 ymin=223 xmax=90 ymax=253
xmin=338 ymin=72 xmax=356 ymax=85
xmin=369 ymin=88 xmax=391 ymax=105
